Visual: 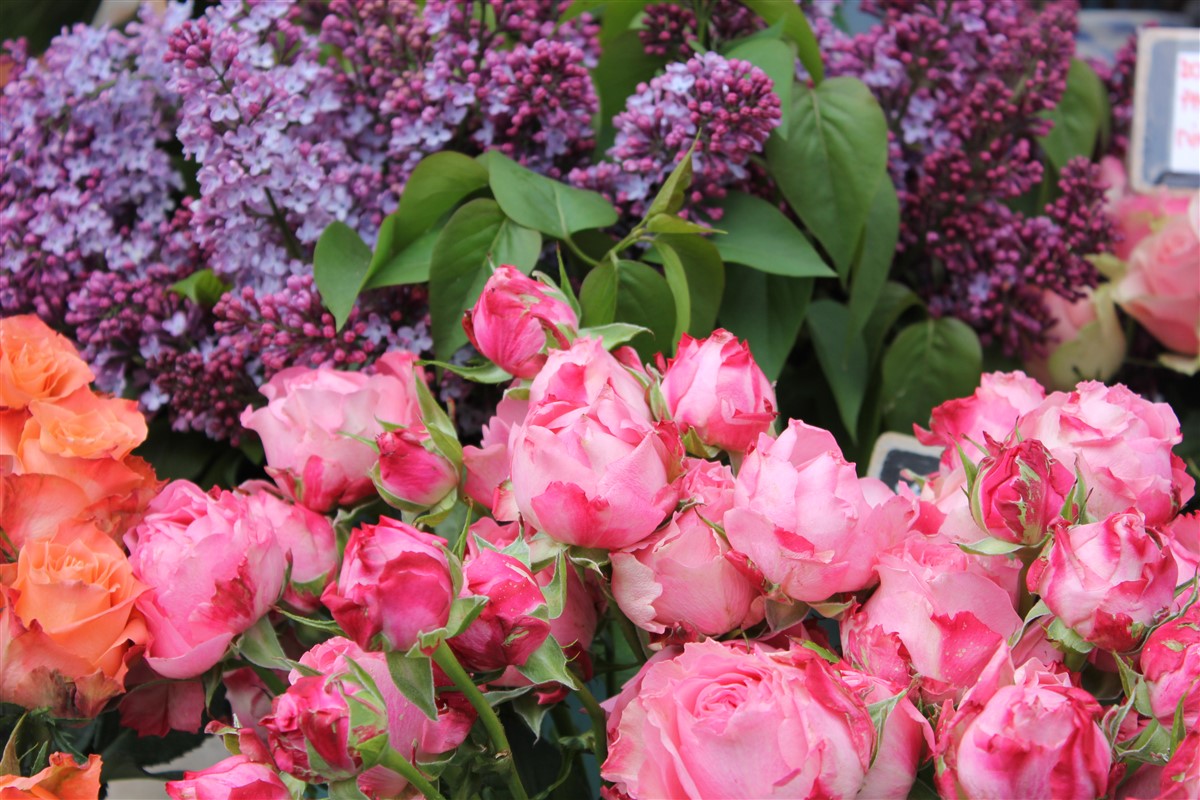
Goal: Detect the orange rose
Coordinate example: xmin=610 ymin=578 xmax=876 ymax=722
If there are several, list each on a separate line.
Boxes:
xmin=24 ymin=389 xmax=147 ymax=461
xmin=0 ymin=316 xmax=94 ymax=410
xmin=0 ymin=526 xmax=149 ymax=717
xmin=0 ymin=474 xmax=90 ymax=556
xmin=0 ymin=753 xmax=102 ymax=799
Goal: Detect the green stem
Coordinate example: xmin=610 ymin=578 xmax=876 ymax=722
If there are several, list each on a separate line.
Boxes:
xmin=380 ymin=749 xmax=448 ymax=800
xmin=550 ymin=705 xmax=587 ymax=783
xmin=572 ymin=678 xmax=608 ymax=766
xmin=431 ymin=642 xmax=530 ymax=800
xmin=563 ymin=234 xmax=599 ymax=268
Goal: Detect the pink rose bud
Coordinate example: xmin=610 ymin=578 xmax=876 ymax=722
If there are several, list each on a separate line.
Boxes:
xmin=241 ymin=484 xmax=337 ymax=612
xmin=723 ymin=421 xmax=884 ymax=602
xmin=166 ymin=755 xmax=292 ymax=800
xmin=612 ymin=459 xmax=762 ymax=640
xmin=935 ymin=654 xmax=1112 ymax=800
xmin=321 ymin=517 xmax=454 ymax=652
xmin=526 ymin=337 xmax=651 ymax=416
xmin=1025 ymin=287 xmax=1127 ymax=391
xmin=838 ymin=669 xmax=935 ymax=800
xmin=1019 ymin=381 xmax=1195 ymax=527
xmin=602 ymin=639 xmax=876 ymax=799
xmin=1114 ymin=196 xmax=1200 ymax=356
xmin=374 ymin=426 xmax=459 ymax=511
xmin=1029 ymin=511 xmax=1177 ymax=652
xmin=240 ymin=352 xmax=424 ymax=512
xmin=510 ymin=384 xmax=683 ymax=550
xmin=658 ymin=329 xmax=777 ymax=454
xmin=126 ymin=480 xmax=287 ymax=679
xmin=1140 ymin=602 xmax=1200 ymax=730
xmin=449 ymin=549 xmax=550 ymax=672
xmin=464 ymin=265 xmax=579 ymax=379
xmin=969 ymin=436 xmax=1075 ymax=546
xmin=915 ymin=371 xmax=1046 ymax=466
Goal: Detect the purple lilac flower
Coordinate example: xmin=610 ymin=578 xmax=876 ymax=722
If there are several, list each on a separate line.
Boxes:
xmin=640 ymin=0 xmax=763 ymax=59
xmin=1091 ymin=33 xmax=1136 ymax=160
xmin=570 ymin=51 xmax=780 ymax=220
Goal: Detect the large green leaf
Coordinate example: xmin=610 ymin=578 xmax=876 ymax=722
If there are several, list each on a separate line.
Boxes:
xmin=654 ymin=234 xmax=724 ymax=336
xmin=880 ymin=317 xmax=983 ymax=432
xmin=846 ymin=179 xmax=900 ymax=338
xmin=742 ymin=0 xmax=822 ymax=84
xmin=363 ymin=226 xmax=439 ymax=290
xmin=862 ymin=281 xmax=924 ymax=366
xmin=724 ymin=37 xmax=796 ymax=138
xmin=713 ymin=192 xmax=834 ymax=278
xmin=658 ymin=243 xmax=691 ymax=343
xmin=428 ymin=199 xmax=541 ymax=360
xmin=1040 ymin=58 xmax=1109 ymax=169
xmin=807 ymin=300 xmax=869 ymax=440
xmin=615 ymin=260 xmax=677 ymax=361
xmin=313 ymin=221 xmax=373 ymax=330
xmin=718 ymin=263 xmax=813 ymax=380
xmin=579 ymin=260 xmax=618 ymax=327
xmin=768 ymin=77 xmax=889 ymax=278
xmin=484 ymin=151 xmax=618 ymax=238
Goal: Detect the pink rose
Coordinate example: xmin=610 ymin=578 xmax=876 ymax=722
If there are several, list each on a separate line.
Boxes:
xmin=1025 ymin=286 xmax=1127 ymax=391
xmin=449 ymin=548 xmax=550 ymax=672
xmin=1018 ymin=381 xmax=1194 ymax=527
xmin=723 ymin=421 xmax=884 ymax=602
xmin=126 ymin=480 xmax=286 ymax=679
xmin=117 ymin=674 xmax=205 ymax=738
xmin=462 ymin=394 xmax=528 ymax=515
xmin=840 ymin=537 xmax=1021 ymax=701
xmin=1114 ymin=196 xmax=1200 ymax=355
xmin=838 ymin=669 xmax=934 ymax=800
xmin=1140 ymin=601 xmax=1200 ymax=730
xmin=374 ymin=426 xmax=459 ymax=511
xmin=935 ymin=653 xmax=1111 ymax=800
xmin=321 ymin=517 xmax=454 ymax=652
xmin=612 ymin=459 xmax=762 ymax=640
xmin=463 ymin=265 xmax=578 ymax=379
xmin=1029 ymin=512 xmax=1177 ymax=652
xmin=915 ymin=371 xmax=1046 ymax=465
xmin=240 ymin=351 xmax=423 ymax=512
xmin=1156 ymin=728 xmax=1200 ymax=799
xmin=1109 ymin=183 xmax=1193 ymax=260
xmin=603 ymin=639 xmax=876 ymax=799
xmin=526 ymin=337 xmax=650 ymax=416
xmin=659 ymin=329 xmax=776 ymax=453
xmin=166 ymin=755 xmax=291 ymax=800
xmin=241 ymin=484 xmax=337 ymax=611
xmin=970 ymin=436 xmax=1075 ymax=546
xmin=1165 ymin=511 xmax=1199 ymax=585
xmin=510 ymin=386 xmax=682 ymax=551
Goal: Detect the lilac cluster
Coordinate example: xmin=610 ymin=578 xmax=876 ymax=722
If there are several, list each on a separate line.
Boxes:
xmin=639 ymin=0 xmax=763 ymax=59
xmin=0 ymin=5 xmax=188 ymax=323
xmin=820 ymin=0 xmax=1112 ymax=355
xmin=570 ymin=51 xmax=781 ymax=221
xmin=165 ymin=0 xmax=386 ymax=294
xmin=1091 ymin=34 xmax=1137 ymax=160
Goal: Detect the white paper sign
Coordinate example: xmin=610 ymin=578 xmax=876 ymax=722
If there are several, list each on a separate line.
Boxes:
xmin=1170 ymin=51 xmax=1200 ymax=175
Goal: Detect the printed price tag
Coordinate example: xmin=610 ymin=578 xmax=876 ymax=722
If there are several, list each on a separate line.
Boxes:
xmin=1130 ymin=27 xmax=1200 ymax=192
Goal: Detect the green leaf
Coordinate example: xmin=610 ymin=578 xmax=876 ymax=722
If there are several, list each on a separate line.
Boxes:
xmin=413 ymin=369 xmax=463 ymax=467
xmin=485 ymin=151 xmax=617 ymax=238
xmin=724 ymin=37 xmax=796 ymax=139
xmin=742 ymin=0 xmax=823 ymax=84
xmin=386 ymin=652 xmax=438 ymax=721
xmin=866 ymin=692 xmax=905 ymax=766
xmin=428 ymin=199 xmax=542 ymax=360
xmin=654 ymin=235 xmax=724 ymax=337
xmin=579 ymin=260 xmax=618 ymax=327
xmin=235 ymin=616 xmax=289 ymax=670
xmin=543 ymin=552 xmax=569 ymax=620
xmin=614 ymin=260 xmax=677 ymax=361
xmin=768 ymin=77 xmax=889 ymax=278
xmin=645 ymin=213 xmax=712 ymax=235
xmin=579 ymin=322 xmax=651 ymax=350
xmin=765 ymin=598 xmax=809 ymax=632
xmin=862 ymin=282 xmax=923 ymax=366
xmin=1040 ymin=59 xmax=1109 ymax=170
xmin=646 ymin=142 xmax=696 ymax=219
xmin=718 ymin=263 xmax=813 ymax=380
xmin=329 ymin=779 xmax=371 ymax=800
xmin=515 ymin=636 xmax=578 ymax=689
xmin=807 ymin=300 xmax=869 ymax=439
xmin=847 ymin=179 xmax=899 ymax=338
xmin=443 ymin=594 xmax=489 ymax=640
xmin=597 ymin=0 xmax=648 ymax=44
xmin=658 ymin=242 xmax=691 ymax=343
xmin=591 ymin=29 xmax=668 ymax=152
xmin=417 ymin=359 xmax=513 ymax=384
xmin=957 ymin=537 xmax=1027 ymax=556
xmin=363 ymin=226 xmax=438 ymax=290
xmin=512 ymin=693 xmax=554 ymax=739
xmin=880 ymin=317 xmax=982 ymax=433
xmin=373 ymin=151 xmax=490 ymax=269
xmin=170 ymin=269 xmax=231 ymax=308
xmin=314 ymin=221 xmax=373 ymax=330
xmin=713 ymin=191 xmax=834 ymax=278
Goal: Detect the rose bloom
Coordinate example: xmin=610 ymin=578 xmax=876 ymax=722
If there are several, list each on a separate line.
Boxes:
xmin=463 ymin=265 xmax=578 ymax=379
xmin=166 ymin=755 xmax=291 ymax=800
xmin=22 ymin=388 xmax=147 ymax=461
xmin=0 ymin=525 xmax=148 ymax=717
xmin=1140 ymin=601 xmax=1200 ymax=730
xmin=525 ymin=337 xmax=650 ymax=416
xmin=915 ymin=371 xmax=1046 ymax=466
xmin=603 ymin=639 xmax=876 ymax=799
xmin=936 ymin=653 xmax=1111 ymax=800
xmin=1025 ymin=286 xmax=1126 ymax=392
xmin=969 ymin=436 xmax=1075 ymax=546
xmin=0 ymin=753 xmax=102 ymax=799
xmin=1029 ymin=511 xmax=1177 ymax=652
xmin=240 ymin=351 xmax=424 ymax=512
xmin=659 ymin=329 xmax=777 ymax=453
xmin=462 ymin=394 xmax=528 ymax=518
xmin=0 ymin=314 xmax=94 ymax=410
xmin=321 ymin=516 xmax=454 ymax=652
xmin=374 ymin=425 xmax=459 ymax=511
xmin=125 ymin=480 xmax=287 ymax=679
xmin=612 ymin=459 xmax=762 ymax=640
xmin=1018 ymin=381 xmax=1193 ymax=527
xmin=838 ymin=669 xmax=934 ymax=799
xmin=510 ymin=383 xmax=682 ymax=550
xmin=1102 ymin=156 xmax=1193 ymax=260
xmin=723 ymin=421 xmax=886 ymax=602
xmin=1114 ymin=195 xmax=1200 ymax=355
xmin=1165 ymin=511 xmax=1200 ymax=585
xmin=840 ymin=537 xmax=1021 ymax=702
xmin=449 ymin=548 xmax=550 ymax=672
xmin=240 ymin=484 xmax=337 ymax=611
